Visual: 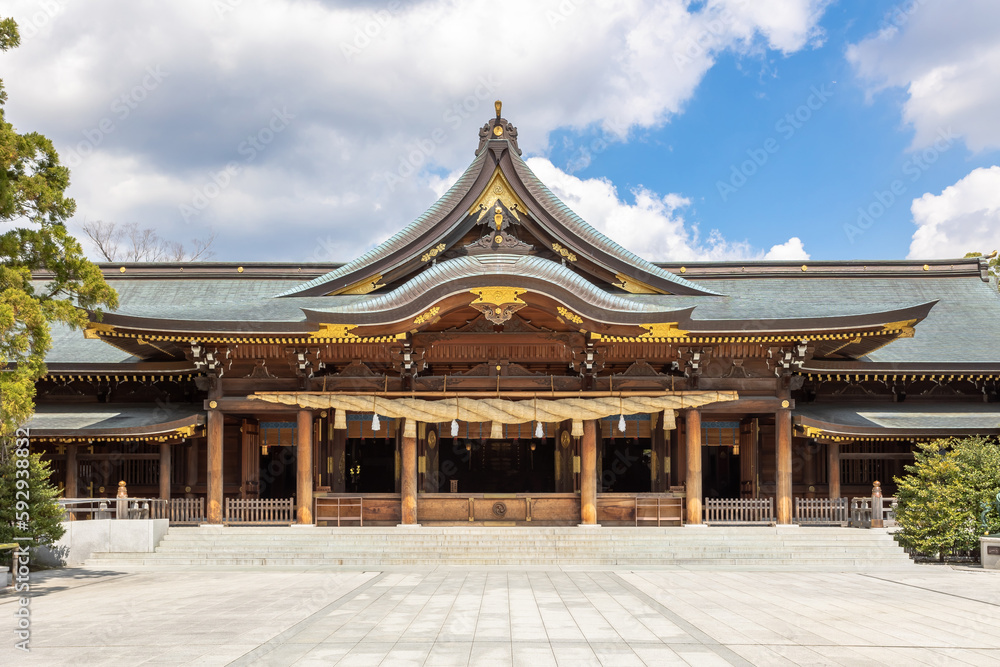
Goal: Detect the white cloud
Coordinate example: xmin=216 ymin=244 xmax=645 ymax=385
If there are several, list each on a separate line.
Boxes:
xmin=908 ymin=166 xmax=1000 ymax=259
xmin=764 ymin=237 xmax=810 ymax=260
xmin=526 ymin=158 xmax=809 ymax=261
xmin=3 ymin=0 xmax=829 ymax=261
xmin=847 ymin=0 xmax=1000 ymax=152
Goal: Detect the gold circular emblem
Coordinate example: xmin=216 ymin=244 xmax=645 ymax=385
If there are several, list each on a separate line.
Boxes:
xmin=493 ymin=125 xmax=503 ymax=136
xmin=209 ymin=400 xmax=218 ymax=409
xmin=494 ymin=307 xmax=502 ymax=315
xmin=560 ymin=431 xmax=571 ymax=447
xmin=493 ymin=184 xmax=502 ymax=195
xmin=427 ymin=431 xmax=437 ymax=449
xmin=494 ymin=235 xmax=504 ymax=244
xmin=781 ymin=399 xmax=790 ymax=408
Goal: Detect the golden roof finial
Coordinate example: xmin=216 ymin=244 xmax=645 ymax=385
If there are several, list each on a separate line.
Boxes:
xmin=495 ymin=100 xmax=502 ymax=119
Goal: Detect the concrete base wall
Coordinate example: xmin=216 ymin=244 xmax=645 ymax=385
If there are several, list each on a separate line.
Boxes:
xmin=982 ymin=536 xmax=1000 ymax=570
xmin=36 ymin=519 xmax=169 ymax=566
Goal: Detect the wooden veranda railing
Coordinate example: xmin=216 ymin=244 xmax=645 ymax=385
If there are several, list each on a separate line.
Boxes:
xmin=224 ymin=497 xmax=294 ymax=525
xmin=704 ymin=497 xmax=774 ymax=524
xmin=148 ymin=498 xmax=205 ymax=524
xmin=794 ymin=498 xmax=850 ymax=525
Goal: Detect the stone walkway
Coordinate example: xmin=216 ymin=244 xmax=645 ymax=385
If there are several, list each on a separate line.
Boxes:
xmin=2 ymin=565 xmax=999 ymax=665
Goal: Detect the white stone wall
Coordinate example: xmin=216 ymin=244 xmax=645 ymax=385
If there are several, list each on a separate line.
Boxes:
xmin=36 ymin=519 xmax=169 ymax=566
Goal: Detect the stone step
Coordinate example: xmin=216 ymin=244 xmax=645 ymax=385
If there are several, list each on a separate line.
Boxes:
xmin=86 ymin=554 xmax=913 ymax=568
xmin=86 ymin=525 xmax=912 ymax=569
xmin=152 ymin=542 xmax=907 ymax=553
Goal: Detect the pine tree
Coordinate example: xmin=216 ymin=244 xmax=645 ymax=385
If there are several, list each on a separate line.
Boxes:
xmin=0 ymin=453 xmax=66 ymax=567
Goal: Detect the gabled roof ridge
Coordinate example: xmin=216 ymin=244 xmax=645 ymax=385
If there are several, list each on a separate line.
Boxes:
xmin=275 ymin=150 xmax=490 ymax=297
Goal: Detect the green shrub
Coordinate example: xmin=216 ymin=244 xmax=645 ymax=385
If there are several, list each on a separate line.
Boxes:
xmin=0 ymin=453 xmax=66 ymax=567
xmin=894 ymin=437 xmax=1000 ymax=560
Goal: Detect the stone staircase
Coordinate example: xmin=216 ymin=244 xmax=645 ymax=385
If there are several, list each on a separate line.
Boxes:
xmin=86 ymin=526 xmax=914 ymax=569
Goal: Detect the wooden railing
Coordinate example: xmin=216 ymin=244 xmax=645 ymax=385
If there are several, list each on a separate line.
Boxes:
xmin=704 ymin=497 xmax=774 ymax=524
xmin=149 ymin=498 xmax=205 ymax=524
xmin=224 ymin=497 xmax=294 ymax=525
xmin=794 ymin=498 xmax=849 ymax=525
xmin=314 ymin=497 xmax=364 ymax=526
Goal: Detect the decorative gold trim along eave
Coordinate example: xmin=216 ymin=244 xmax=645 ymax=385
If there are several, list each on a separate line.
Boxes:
xmin=591 ymin=326 xmax=910 ymax=345
xmin=42 ymin=374 xmax=197 ymax=382
xmin=799 ymin=372 xmax=1000 ymax=382
xmin=793 ymin=425 xmax=933 ymax=443
xmin=31 ymin=426 xmax=205 ymax=444
xmin=83 ymin=326 xmax=406 ymax=345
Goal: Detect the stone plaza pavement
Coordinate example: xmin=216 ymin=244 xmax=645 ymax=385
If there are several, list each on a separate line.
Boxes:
xmin=2 ymin=564 xmax=999 ymax=666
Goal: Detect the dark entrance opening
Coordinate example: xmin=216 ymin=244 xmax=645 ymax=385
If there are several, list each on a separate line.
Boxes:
xmin=601 ymin=437 xmax=652 ymax=492
xmin=438 ymin=437 xmax=555 ymax=493
xmin=701 ymin=421 xmax=741 ymax=498
xmin=259 ymin=445 xmax=296 ymax=499
xmin=345 ymin=437 xmax=396 ymax=493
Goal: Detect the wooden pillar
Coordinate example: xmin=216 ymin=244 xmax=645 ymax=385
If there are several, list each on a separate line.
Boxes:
xmin=400 ymin=426 xmax=418 ymax=525
xmin=685 ymin=409 xmax=702 ymax=525
xmin=65 ymin=444 xmax=78 ymax=520
xmin=296 ymin=409 xmax=313 ymax=524
xmin=332 ymin=429 xmax=347 ymax=493
xmin=828 ymin=441 xmax=841 ymax=499
xmin=580 ymin=420 xmax=598 ymax=525
xmin=206 ymin=409 xmax=223 ymax=524
xmin=159 ymin=443 xmax=171 ymax=500
xmin=776 ymin=406 xmax=793 ymax=524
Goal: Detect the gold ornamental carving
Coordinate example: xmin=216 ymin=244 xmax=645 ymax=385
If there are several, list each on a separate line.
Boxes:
xmin=334 ymin=274 xmax=384 ymax=295
xmin=83 ymin=322 xmax=116 ymax=339
xmin=551 ymin=243 xmax=577 ymax=262
xmin=638 ymin=322 xmax=690 ymax=339
xmin=556 ymin=307 xmax=583 ymax=325
xmin=469 ymin=286 xmax=527 ymax=325
xmin=882 ymin=318 xmax=917 ymax=339
xmin=469 ymin=168 xmax=526 ymax=222
xmin=421 ymin=243 xmax=446 ymax=263
xmin=309 ymin=323 xmax=359 ymax=340
xmin=413 ymin=307 xmax=440 ymax=325
xmin=615 ymin=272 xmax=661 ymax=294
xmin=469 ymin=286 xmax=526 ymax=306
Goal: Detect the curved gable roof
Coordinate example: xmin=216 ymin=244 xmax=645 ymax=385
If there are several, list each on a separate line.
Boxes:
xmin=277 ymin=107 xmax=718 ymax=298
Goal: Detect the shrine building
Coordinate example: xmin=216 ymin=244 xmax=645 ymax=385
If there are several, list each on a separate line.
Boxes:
xmin=27 ymin=103 xmax=1000 ymax=528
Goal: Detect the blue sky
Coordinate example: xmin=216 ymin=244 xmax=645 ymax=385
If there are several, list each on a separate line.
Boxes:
xmin=4 ymin=0 xmax=999 ymax=263
xmin=543 ymin=0 xmax=1000 ymax=260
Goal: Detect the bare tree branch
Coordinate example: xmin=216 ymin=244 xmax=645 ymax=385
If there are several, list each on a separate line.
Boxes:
xmin=80 ymin=220 xmax=216 ymax=262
